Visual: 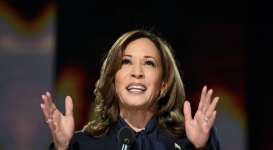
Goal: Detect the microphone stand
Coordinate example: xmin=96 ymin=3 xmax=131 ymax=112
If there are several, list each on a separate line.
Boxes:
xmin=121 ymin=144 xmax=128 ymax=150
xmin=121 ymin=138 xmax=130 ymax=150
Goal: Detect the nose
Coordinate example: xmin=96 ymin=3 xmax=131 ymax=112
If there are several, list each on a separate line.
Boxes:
xmin=131 ymin=64 xmax=144 ymax=79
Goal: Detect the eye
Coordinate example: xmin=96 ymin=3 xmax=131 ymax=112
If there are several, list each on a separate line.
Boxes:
xmin=122 ymin=59 xmax=131 ymax=65
xmin=145 ymin=61 xmax=155 ymax=67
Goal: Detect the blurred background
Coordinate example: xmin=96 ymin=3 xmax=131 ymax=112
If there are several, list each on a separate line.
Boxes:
xmin=0 ymin=0 xmax=272 ymax=149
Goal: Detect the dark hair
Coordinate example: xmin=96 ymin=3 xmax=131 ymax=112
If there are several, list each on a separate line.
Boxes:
xmin=83 ymin=30 xmax=186 ymax=138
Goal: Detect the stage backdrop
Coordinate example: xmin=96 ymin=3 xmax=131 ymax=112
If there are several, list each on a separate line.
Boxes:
xmin=0 ymin=0 xmax=272 ymax=150
xmin=0 ymin=0 xmax=55 ymax=149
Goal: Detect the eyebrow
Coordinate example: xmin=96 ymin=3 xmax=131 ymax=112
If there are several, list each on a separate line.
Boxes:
xmin=123 ymin=55 xmax=156 ymax=62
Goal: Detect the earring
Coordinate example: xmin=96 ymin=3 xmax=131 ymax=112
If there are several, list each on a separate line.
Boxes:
xmin=160 ymin=91 xmax=165 ymax=97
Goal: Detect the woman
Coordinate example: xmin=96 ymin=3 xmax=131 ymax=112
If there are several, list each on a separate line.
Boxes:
xmin=41 ymin=30 xmax=220 ymax=150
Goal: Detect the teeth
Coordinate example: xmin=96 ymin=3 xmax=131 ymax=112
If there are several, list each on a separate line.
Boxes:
xmin=127 ymin=86 xmax=146 ymax=91
xmin=130 ymin=89 xmax=142 ymax=91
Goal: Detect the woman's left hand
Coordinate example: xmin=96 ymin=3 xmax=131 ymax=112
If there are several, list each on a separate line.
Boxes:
xmin=183 ymin=86 xmax=219 ymax=148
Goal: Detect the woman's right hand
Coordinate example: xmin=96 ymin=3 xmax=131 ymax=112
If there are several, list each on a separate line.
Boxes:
xmin=41 ymin=92 xmax=75 ymax=149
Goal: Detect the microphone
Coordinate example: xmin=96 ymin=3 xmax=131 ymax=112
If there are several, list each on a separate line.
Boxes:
xmin=118 ymin=127 xmax=139 ymax=150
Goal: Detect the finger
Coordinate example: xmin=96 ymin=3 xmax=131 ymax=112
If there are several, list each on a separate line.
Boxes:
xmin=65 ymin=96 xmax=73 ymax=117
xmin=206 ymin=111 xmax=217 ymax=128
xmin=51 ymin=103 xmax=57 ymax=112
xmin=45 ymin=92 xmax=59 ymax=115
xmin=198 ymin=86 xmax=207 ymax=111
xmin=46 ymin=92 xmax=53 ymax=107
xmin=41 ymin=103 xmax=52 ymax=120
xmin=46 ymin=92 xmax=57 ymax=112
xmin=183 ymin=101 xmax=193 ymax=122
xmin=205 ymin=97 xmax=219 ymax=119
xmin=41 ymin=104 xmax=57 ymax=132
xmin=42 ymin=95 xmax=50 ymax=111
xmin=202 ymin=89 xmax=213 ymax=112
xmin=47 ymin=118 xmax=57 ymax=132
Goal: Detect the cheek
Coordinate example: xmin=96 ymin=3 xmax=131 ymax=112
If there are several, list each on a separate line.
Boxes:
xmin=148 ymin=72 xmax=162 ymax=88
xmin=115 ymin=71 xmax=125 ymax=91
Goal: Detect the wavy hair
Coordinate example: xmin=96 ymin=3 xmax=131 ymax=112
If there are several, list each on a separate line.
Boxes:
xmin=83 ymin=30 xmax=186 ymax=138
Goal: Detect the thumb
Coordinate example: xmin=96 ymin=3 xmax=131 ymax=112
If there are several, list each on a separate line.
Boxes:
xmin=183 ymin=101 xmax=192 ymax=121
xmin=65 ymin=96 xmax=73 ymax=117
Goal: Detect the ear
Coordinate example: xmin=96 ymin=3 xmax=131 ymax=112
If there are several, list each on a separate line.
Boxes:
xmin=159 ymin=81 xmax=166 ymax=98
xmin=161 ymin=81 xmax=165 ymax=91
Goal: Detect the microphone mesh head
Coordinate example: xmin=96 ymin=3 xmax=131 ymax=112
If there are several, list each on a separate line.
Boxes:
xmin=118 ymin=127 xmax=135 ymax=145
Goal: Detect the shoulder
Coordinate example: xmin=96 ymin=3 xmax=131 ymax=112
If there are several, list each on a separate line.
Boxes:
xmin=157 ymin=129 xmax=189 ymax=149
xmin=69 ymin=130 xmax=118 ymax=150
xmin=157 ymin=127 xmax=220 ymax=150
xmin=210 ymin=126 xmax=218 ymax=136
xmin=72 ymin=130 xmax=118 ymax=141
xmin=207 ymin=127 xmax=220 ymax=145
xmin=208 ymin=126 xmax=221 ymax=149
xmin=184 ymin=127 xmax=220 ymax=150
xmin=69 ymin=130 xmax=101 ymax=149
xmin=71 ymin=130 xmax=100 ymax=142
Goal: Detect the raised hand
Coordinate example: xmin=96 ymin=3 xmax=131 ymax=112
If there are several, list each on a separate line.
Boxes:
xmin=41 ymin=92 xmax=75 ymax=149
xmin=183 ymin=86 xmax=219 ymax=148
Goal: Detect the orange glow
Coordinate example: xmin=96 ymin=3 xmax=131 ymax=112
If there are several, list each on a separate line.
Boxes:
xmin=0 ymin=1 xmax=56 ymax=36
xmin=55 ymin=63 xmax=93 ymax=130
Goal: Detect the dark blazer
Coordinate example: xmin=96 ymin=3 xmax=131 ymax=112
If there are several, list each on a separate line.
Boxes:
xmin=49 ymin=127 xmax=220 ymax=150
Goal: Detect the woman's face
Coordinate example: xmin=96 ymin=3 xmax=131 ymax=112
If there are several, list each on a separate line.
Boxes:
xmin=115 ymin=38 xmax=163 ymax=110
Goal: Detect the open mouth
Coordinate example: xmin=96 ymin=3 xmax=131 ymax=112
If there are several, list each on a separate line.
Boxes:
xmin=127 ymin=85 xmax=147 ymax=92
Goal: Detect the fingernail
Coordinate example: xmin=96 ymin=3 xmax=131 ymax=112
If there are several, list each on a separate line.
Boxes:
xmin=40 ymin=104 xmax=43 ymax=108
xmin=185 ymin=101 xmax=191 ymax=107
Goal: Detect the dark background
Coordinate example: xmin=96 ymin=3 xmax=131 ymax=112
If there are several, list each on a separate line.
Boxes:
xmin=1 ymin=0 xmax=272 ymax=149
xmin=56 ymin=0 xmax=272 ymax=149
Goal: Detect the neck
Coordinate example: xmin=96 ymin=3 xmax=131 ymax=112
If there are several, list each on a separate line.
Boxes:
xmin=119 ymin=104 xmax=156 ymax=132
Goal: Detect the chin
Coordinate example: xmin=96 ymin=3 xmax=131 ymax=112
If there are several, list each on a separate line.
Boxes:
xmin=122 ymin=99 xmax=154 ymax=109
xmin=125 ymin=101 xmax=147 ymax=108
